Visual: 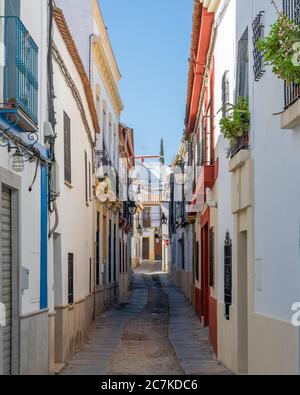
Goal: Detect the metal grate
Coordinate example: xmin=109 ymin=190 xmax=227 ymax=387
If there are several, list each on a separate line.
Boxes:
xmin=283 ymin=0 xmax=300 ymax=22
xmin=229 ymin=135 xmax=250 ymax=158
xmin=252 ymin=11 xmax=265 ymax=81
xmin=68 ymin=253 xmax=74 ymax=305
xmin=224 ymin=231 xmax=232 ymax=320
xmin=283 ymin=0 xmax=300 ymax=108
xmin=1 ymin=17 xmax=38 ymax=124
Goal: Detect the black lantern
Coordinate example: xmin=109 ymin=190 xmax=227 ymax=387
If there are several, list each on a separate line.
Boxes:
xmin=128 ymin=204 xmax=136 ymax=215
xmin=161 ymin=212 xmax=168 ymax=225
xmin=137 ymin=224 xmax=143 ymax=235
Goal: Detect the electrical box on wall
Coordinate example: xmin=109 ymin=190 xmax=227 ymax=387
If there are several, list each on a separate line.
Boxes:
xmin=21 ymin=267 xmax=30 ymax=291
xmin=50 ymin=161 xmax=60 ymax=197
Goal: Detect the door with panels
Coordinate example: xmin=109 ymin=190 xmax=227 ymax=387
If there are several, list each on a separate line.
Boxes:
xmin=0 ymin=187 xmax=12 ymax=375
xmin=0 ymin=184 xmax=19 ymax=375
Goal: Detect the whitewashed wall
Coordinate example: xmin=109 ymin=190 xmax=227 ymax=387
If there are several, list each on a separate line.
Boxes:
xmin=0 ymin=0 xmax=49 ymax=316
xmin=239 ymin=0 xmax=300 ymax=321
xmin=50 ymin=19 xmax=95 ymax=305
xmin=213 ymin=0 xmax=236 ymax=304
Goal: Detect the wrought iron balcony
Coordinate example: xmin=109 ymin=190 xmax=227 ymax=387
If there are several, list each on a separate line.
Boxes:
xmin=283 ymin=0 xmax=300 ymax=109
xmin=229 ymin=135 xmax=249 ymax=158
xmin=0 ymin=17 xmax=38 ymax=128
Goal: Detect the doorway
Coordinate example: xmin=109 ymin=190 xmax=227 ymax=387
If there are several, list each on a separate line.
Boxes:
xmin=0 ymin=185 xmax=19 ymax=375
xmin=155 ymin=238 xmax=162 ymax=260
xmin=201 ymin=224 xmax=209 ymax=327
xmin=237 ymin=231 xmax=248 ymax=374
xmin=142 ymin=238 xmax=150 ymax=260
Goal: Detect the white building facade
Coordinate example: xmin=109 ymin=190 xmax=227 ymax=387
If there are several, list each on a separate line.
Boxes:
xmin=0 ymin=0 xmax=50 ymax=375
xmin=47 ymin=6 xmax=99 ymax=370
xmin=55 ymin=0 xmax=124 ymax=313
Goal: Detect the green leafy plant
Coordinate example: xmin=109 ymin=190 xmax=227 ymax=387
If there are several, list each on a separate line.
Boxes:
xmin=219 ymin=97 xmax=250 ymax=148
xmin=257 ymin=13 xmax=300 ymax=84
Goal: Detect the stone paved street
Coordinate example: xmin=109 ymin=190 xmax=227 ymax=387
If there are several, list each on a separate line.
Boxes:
xmin=61 ymin=262 xmax=230 ymax=375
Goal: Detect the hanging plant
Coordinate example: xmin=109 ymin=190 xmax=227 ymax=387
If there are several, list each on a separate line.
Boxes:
xmin=257 ymin=12 xmax=300 ymax=84
xmin=219 ymin=97 xmax=250 ymax=148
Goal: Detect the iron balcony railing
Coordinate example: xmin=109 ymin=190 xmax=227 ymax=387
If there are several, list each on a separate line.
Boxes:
xmin=1 ymin=16 xmax=38 ymax=124
xmin=283 ymin=0 xmax=300 ymax=109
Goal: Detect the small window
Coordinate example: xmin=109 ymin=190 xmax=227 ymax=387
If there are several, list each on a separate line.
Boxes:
xmin=108 ymin=220 xmax=112 ymax=283
xmin=182 ymin=234 xmax=185 ymax=271
xmin=64 ymin=112 xmax=71 ymax=184
xmin=96 ymin=221 xmax=100 ymax=286
xmin=68 ymin=253 xmax=74 ymax=305
xmin=236 ymin=28 xmax=249 ymax=99
xmin=89 ymin=258 xmax=92 ymax=294
xmin=84 ymin=151 xmax=88 ymax=204
xmin=113 ymin=224 xmax=117 ymax=282
xmin=89 ymin=161 xmax=92 ymax=201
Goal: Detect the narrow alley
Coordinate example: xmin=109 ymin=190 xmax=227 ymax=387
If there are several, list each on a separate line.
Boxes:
xmin=61 ymin=262 xmax=230 ymax=376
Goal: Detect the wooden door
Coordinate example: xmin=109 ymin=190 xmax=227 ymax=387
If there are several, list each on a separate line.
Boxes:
xmin=142 ymin=238 xmax=150 ymax=260
xmin=201 ymin=224 xmax=209 ymax=327
xmin=155 ymin=238 xmax=162 ymax=260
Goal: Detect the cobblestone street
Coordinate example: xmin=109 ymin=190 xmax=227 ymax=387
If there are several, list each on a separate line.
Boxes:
xmin=61 ymin=262 xmax=230 ymax=376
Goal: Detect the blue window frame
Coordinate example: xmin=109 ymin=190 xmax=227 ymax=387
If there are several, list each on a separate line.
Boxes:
xmin=1 ymin=16 xmax=38 ymax=124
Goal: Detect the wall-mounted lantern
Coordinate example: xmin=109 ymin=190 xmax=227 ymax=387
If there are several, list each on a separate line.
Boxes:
xmin=12 ymin=148 xmax=25 ymax=173
xmin=161 ymin=212 xmax=168 ymax=225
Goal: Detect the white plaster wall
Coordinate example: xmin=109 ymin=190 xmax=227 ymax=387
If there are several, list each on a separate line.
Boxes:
xmin=54 ymin=0 xmax=93 ymax=75
xmin=50 ymin=20 xmax=95 ymax=305
xmin=236 ymin=0 xmax=300 ymax=322
xmin=56 ymin=0 xmax=120 ymax=172
xmin=214 ymin=0 xmax=236 ymax=147
xmin=92 ymin=62 xmax=120 ymax=175
xmin=216 ymin=136 xmax=234 ymax=304
xmin=0 ymin=0 xmax=49 ymax=316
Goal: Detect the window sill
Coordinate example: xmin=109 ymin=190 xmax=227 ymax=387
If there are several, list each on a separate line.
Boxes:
xmin=281 ymin=99 xmax=300 ymax=129
xmin=64 ymin=181 xmax=74 ymax=189
xmin=229 ymin=149 xmax=250 ymax=173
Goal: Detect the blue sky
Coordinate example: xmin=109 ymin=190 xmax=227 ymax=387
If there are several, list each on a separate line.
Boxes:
xmin=99 ymin=0 xmax=193 ymax=164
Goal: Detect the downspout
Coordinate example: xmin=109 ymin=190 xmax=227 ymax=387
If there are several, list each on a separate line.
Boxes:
xmin=48 ymin=0 xmax=59 ymax=238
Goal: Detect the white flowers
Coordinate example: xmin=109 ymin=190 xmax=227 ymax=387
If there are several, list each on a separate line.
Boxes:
xmin=291 ymin=42 xmax=300 ymax=67
xmin=291 ymin=302 xmax=300 ymax=327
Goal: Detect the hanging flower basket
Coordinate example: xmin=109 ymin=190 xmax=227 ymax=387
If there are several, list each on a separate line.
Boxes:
xmin=219 ymin=97 xmax=250 ymax=150
xmin=257 ymin=13 xmax=300 ymax=84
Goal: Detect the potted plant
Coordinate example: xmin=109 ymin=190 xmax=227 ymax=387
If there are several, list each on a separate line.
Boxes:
xmin=257 ymin=12 xmax=300 ymax=84
xmin=219 ymin=96 xmax=250 ymax=152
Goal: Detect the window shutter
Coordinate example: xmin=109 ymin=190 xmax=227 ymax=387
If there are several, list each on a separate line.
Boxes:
xmin=85 ymin=151 xmax=88 ymax=204
xmin=64 ymin=112 xmax=71 ymax=184
xmin=224 ymin=232 xmax=232 ymax=320
xmin=68 ymin=253 xmax=74 ymax=305
xmin=89 ymin=161 xmax=91 ymax=201
xmin=236 ymin=28 xmax=249 ymax=100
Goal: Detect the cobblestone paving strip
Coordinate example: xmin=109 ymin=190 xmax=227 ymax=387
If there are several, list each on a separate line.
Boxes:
xmin=160 ymin=275 xmax=231 ymax=375
xmin=107 ymin=273 xmax=184 ymax=375
xmin=61 ymin=262 xmax=231 ymax=376
xmin=61 ymin=273 xmax=148 ymax=375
